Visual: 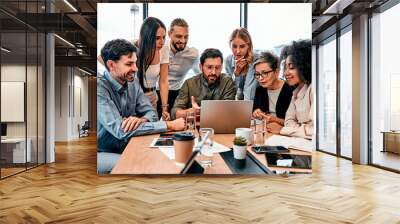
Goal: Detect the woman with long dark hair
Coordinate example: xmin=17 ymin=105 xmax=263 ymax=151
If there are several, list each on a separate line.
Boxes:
xmin=137 ymin=17 xmax=170 ymax=120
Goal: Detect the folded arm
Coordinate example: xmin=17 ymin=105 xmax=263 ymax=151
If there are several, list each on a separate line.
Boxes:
xmin=280 ymin=100 xmax=313 ymax=139
xmin=98 ymin=90 xmax=166 ymax=141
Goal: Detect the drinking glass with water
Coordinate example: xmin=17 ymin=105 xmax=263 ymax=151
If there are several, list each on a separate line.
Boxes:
xmin=198 ymin=128 xmax=214 ymax=168
xmin=185 ymin=111 xmax=196 ymax=135
xmin=251 ymin=118 xmax=266 ymax=146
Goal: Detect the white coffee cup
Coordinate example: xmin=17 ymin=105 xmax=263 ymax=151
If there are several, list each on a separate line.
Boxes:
xmin=235 ymin=128 xmax=253 ymax=145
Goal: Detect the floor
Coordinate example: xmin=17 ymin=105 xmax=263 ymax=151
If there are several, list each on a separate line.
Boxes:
xmin=0 ymin=135 xmax=400 ymax=223
xmin=0 ymin=167 xmax=25 ymax=177
xmin=1 ymin=163 xmax=44 ymax=178
xmin=372 ymin=150 xmax=400 ymax=171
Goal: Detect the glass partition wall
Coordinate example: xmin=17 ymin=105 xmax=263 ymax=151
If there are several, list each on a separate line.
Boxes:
xmin=370 ymin=2 xmax=400 ymax=171
xmin=248 ymin=3 xmax=312 ymax=54
xmin=339 ymin=27 xmax=352 ymax=159
xmin=0 ymin=1 xmax=46 ymax=179
xmin=317 ymin=35 xmax=337 ymax=155
xmin=316 ymin=26 xmax=353 ymax=159
xmin=0 ymin=30 xmax=28 ymax=177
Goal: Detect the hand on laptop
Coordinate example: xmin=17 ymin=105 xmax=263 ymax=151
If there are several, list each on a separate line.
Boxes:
xmin=121 ymin=116 xmax=147 ymax=132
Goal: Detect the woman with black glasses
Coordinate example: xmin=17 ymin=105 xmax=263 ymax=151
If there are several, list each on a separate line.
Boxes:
xmin=252 ymin=51 xmax=294 ymax=133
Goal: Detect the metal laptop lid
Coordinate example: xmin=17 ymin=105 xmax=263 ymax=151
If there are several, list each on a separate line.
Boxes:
xmin=200 ymin=100 xmax=253 ymax=134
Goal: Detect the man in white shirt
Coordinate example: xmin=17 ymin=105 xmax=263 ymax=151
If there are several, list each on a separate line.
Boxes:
xmin=157 ymin=18 xmax=200 ymax=117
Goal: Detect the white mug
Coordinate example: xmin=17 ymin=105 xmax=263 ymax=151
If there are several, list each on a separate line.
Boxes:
xmin=235 ymin=128 xmax=253 ymax=145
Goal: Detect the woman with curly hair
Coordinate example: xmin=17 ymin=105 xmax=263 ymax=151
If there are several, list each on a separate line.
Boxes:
xmin=267 ymin=39 xmax=313 ymax=139
xmin=225 ymin=28 xmax=258 ymax=100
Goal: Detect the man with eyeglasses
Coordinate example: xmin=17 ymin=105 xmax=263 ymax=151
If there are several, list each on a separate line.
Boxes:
xmin=252 ymin=51 xmax=294 ymax=134
xmin=171 ymin=48 xmax=237 ymax=119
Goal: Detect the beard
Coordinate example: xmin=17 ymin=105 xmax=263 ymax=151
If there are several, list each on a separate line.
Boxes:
xmin=172 ymin=41 xmax=186 ymax=52
xmin=124 ymin=71 xmax=135 ymax=82
xmin=206 ymin=74 xmax=219 ymax=86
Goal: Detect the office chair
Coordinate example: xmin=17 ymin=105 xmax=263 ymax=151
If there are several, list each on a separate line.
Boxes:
xmin=78 ymin=121 xmax=90 ymax=138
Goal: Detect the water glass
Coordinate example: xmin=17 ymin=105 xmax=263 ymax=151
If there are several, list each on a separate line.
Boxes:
xmin=252 ymin=119 xmax=266 ymax=146
xmin=198 ymin=128 xmax=214 ymax=168
xmin=185 ymin=111 xmax=196 ymax=135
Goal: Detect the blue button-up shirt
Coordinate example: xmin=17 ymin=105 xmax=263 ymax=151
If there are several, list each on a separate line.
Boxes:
xmin=97 ymin=69 xmax=167 ymax=153
xmin=225 ymin=54 xmax=259 ymax=100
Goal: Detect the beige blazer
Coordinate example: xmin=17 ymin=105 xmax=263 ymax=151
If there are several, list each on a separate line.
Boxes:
xmin=280 ymin=84 xmax=313 ymax=139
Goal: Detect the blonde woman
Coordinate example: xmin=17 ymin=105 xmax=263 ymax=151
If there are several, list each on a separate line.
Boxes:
xmin=225 ymin=28 xmax=258 ymax=100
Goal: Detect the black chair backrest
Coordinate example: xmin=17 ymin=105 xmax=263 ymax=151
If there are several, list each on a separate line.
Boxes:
xmin=82 ymin=121 xmax=90 ymax=129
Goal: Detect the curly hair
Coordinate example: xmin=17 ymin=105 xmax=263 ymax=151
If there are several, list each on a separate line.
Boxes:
xmin=280 ymin=39 xmax=312 ymax=84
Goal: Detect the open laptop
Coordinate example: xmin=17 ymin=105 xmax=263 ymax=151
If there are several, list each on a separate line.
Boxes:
xmin=200 ymin=100 xmax=253 ymax=134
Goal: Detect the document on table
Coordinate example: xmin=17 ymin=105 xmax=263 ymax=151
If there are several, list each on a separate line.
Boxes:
xmin=265 ymin=135 xmax=314 ymax=152
xmin=158 ymin=139 xmax=231 ymax=160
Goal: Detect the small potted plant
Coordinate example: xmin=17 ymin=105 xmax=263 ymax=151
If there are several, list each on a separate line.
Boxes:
xmin=233 ymin=136 xmax=247 ymax=167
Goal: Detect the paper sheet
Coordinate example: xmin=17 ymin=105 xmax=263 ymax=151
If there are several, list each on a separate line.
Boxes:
xmin=265 ymin=135 xmax=314 ymax=152
xmin=194 ymin=139 xmax=231 ymax=153
xmin=159 ymin=147 xmax=175 ymax=160
xmin=158 ymin=139 xmax=231 ymax=160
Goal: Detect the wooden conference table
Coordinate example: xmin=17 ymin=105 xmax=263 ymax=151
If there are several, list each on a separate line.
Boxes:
xmin=112 ymin=132 xmax=312 ymax=175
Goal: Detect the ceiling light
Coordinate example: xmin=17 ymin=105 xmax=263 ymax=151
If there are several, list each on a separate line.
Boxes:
xmin=1 ymin=47 xmax=11 ymax=53
xmin=54 ymin=34 xmax=75 ymax=48
xmin=63 ymin=0 xmax=78 ymax=12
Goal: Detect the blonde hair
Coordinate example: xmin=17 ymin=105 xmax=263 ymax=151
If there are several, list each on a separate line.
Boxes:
xmin=229 ymin=28 xmax=254 ymax=74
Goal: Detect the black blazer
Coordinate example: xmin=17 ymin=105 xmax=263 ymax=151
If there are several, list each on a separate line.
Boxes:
xmin=252 ymin=82 xmax=294 ymax=119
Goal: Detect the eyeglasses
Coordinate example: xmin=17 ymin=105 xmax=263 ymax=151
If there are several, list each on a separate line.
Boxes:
xmin=255 ymin=70 xmax=274 ymax=79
